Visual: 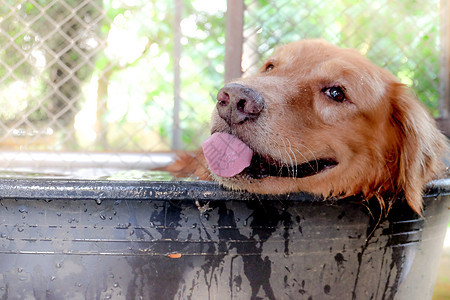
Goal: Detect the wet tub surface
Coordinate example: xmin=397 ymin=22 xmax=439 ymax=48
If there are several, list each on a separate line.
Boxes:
xmin=0 ymin=172 xmax=448 ymax=300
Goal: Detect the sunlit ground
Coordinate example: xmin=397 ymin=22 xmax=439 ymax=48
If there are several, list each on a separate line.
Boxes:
xmin=433 ymin=228 xmax=450 ymax=300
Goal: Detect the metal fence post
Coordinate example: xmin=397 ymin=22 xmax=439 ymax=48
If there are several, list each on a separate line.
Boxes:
xmin=173 ymin=0 xmax=183 ymax=150
xmin=225 ymin=0 xmax=245 ymax=82
xmin=438 ymin=0 xmax=450 ymax=136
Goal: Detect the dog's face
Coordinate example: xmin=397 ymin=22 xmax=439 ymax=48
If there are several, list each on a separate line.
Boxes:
xmin=205 ymin=39 xmax=446 ymax=214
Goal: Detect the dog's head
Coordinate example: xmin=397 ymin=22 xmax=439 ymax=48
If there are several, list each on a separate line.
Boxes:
xmin=204 ymin=39 xmax=447 ymax=214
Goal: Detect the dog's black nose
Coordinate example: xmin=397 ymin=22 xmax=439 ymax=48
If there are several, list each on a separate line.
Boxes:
xmin=216 ymin=83 xmax=264 ymax=125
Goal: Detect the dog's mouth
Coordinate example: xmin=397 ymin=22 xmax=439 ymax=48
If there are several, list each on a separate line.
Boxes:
xmin=242 ymin=154 xmax=338 ymax=179
xmin=202 ymin=132 xmax=338 ymax=180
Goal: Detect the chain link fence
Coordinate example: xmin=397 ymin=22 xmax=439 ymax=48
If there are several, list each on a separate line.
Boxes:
xmin=0 ymin=0 xmax=442 ymax=175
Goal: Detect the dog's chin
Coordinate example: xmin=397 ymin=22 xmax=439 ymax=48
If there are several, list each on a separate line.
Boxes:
xmin=210 ymin=154 xmax=339 ymax=195
xmin=211 ymin=174 xmax=290 ymax=194
xmin=211 ymin=173 xmax=318 ymax=195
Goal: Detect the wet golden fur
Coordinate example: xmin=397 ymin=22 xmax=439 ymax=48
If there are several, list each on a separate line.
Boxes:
xmin=168 ymin=39 xmax=447 ymax=215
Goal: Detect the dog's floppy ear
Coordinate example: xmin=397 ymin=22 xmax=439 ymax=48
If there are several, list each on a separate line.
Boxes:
xmin=389 ymin=82 xmax=447 ymax=215
xmin=162 ymin=150 xmax=211 ymax=180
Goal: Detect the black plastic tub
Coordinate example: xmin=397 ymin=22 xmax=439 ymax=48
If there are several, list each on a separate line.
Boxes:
xmin=0 ymin=176 xmax=448 ymax=300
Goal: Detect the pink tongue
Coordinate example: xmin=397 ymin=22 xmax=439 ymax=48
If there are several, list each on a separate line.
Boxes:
xmin=202 ymin=132 xmax=253 ymax=177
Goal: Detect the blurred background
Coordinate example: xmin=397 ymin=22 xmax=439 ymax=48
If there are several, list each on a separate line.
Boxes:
xmin=0 ymin=0 xmax=449 ymax=297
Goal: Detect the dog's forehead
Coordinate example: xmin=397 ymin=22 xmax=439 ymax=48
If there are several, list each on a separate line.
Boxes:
xmin=272 ymin=41 xmax=385 ymax=81
xmin=273 ymin=40 xmax=364 ymax=68
xmin=269 ymin=40 xmax=388 ymax=109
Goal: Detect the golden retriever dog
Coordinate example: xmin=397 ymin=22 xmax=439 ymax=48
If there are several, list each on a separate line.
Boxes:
xmin=168 ymin=39 xmax=447 ymax=215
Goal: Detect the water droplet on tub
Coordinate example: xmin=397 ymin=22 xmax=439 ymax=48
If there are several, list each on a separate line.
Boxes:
xmin=100 ymin=215 xmax=106 ymax=220
xmin=116 ymin=223 xmax=131 ymax=229
xmin=113 ymin=282 xmax=119 ymax=288
xmin=95 ymin=199 xmax=102 ymax=205
xmin=50 ymin=276 xmax=56 ymax=281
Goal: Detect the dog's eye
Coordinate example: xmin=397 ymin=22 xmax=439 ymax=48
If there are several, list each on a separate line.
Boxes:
xmin=323 ymin=86 xmax=346 ymax=102
xmin=265 ymin=64 xmax=274 ymax=72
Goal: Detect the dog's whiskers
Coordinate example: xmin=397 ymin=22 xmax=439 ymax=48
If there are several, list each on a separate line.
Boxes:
xmin=296 ymin=144 xmax=319 ymax=172
xmin=282 ymin=138 xmax=296 ymax=178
